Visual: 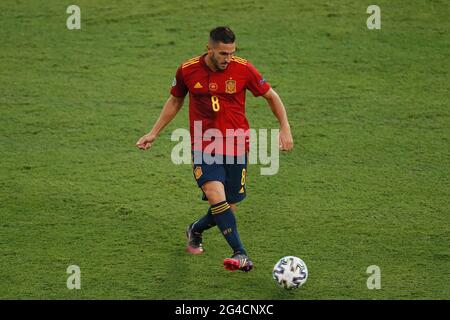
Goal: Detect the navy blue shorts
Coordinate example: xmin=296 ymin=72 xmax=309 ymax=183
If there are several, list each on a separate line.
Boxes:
xmin=192 ymin=152 xmax=248 ymax=204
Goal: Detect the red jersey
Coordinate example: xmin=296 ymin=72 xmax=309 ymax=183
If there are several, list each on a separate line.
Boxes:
xmin=170 ymin=54 xmax=270 ymax=156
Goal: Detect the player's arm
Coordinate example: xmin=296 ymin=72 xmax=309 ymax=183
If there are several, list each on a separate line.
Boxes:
xmin=262 ymin=88 xmax=293 ymax=151
xmin=136 ymin=94 xmax=185 ymax=150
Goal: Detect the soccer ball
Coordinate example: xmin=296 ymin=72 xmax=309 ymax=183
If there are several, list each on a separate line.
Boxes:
xmin=272 ymin=256 xmax=308 ymax=289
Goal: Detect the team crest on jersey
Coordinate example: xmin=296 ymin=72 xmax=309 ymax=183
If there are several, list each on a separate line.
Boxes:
xmin=194 ymin=166 xmax=203 ymax=180
xmin=225 ymin=80 xmax=236 ymax=94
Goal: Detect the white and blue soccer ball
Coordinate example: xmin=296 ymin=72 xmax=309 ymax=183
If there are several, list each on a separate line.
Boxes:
xmin=272 ymin=256 xmax=308 ymax=289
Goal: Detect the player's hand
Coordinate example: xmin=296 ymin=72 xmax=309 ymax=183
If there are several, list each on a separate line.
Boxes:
xmin=279 ymin=126 xmax=293 ymax=151
xmin=136 ymin=133 xmax=156 ymax=150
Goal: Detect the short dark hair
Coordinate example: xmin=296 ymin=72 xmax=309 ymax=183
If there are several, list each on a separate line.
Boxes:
xmin=209 ymin=26 xmax=235 ymax=44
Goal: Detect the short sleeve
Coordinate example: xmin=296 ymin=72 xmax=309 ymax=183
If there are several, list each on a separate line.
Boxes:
xmin=170 ymin=66 xmax=188 ymax=97
xmin=245 ymin=62 xmax=271 ymax=97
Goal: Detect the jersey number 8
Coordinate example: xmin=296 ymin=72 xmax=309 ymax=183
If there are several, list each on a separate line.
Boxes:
xmin=211 ymin=95 xmax=220 ymax=112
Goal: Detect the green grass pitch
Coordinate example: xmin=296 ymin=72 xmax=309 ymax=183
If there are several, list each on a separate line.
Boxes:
xmin=0 ymin=0 xmax=449 ymax=299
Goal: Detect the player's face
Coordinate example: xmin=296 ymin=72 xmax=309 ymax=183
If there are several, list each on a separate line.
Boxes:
xmin=208 ymin=42 xmax=236 ymax=71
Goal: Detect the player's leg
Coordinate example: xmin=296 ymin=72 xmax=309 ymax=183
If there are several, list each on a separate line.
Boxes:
xmin=186 ymin=153 xmax=251 ymax=272
xmin=201 ymin=180 xmax=226 ymax=203
xmin=190 ymin=200 xmax=236 ymax=238
xmin=222 ymin=154 xmax=253 ymax=272
xmin=188 ymin=193 xmax=238 ymax=253
xmin=186 ymin=156 xmax=225 ymax=254
xmin=186 ymin=208 xmax=214 ymax=254
xmin=201 ymin=181 xmax=245 ymax=251
xmin=201 ymin=180 xmax=251 ymax=269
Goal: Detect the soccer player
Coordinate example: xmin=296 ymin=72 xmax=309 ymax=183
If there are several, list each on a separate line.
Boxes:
xmin=136 ymin=26 xmax=293 ymax=272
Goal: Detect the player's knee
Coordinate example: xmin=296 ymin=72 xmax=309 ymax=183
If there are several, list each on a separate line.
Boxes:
xmin=205 ymin=190 xmax=225 ymax=204
xmin=202 ymin=181 xmax=226 ymax=204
